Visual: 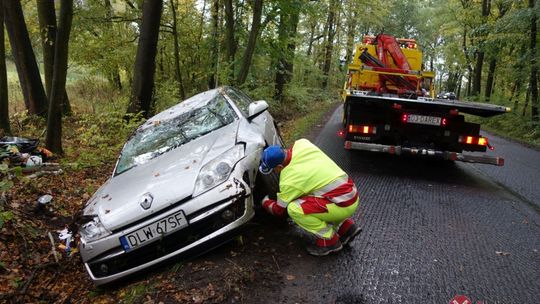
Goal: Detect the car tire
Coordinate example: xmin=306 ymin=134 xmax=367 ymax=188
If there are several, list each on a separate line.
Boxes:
xmin=253 ymin=170 xmax=280 ymax=206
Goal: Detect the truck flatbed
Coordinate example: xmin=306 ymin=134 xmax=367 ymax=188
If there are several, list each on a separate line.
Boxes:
xmin=346 ymin=90 xmax=510 ymax=117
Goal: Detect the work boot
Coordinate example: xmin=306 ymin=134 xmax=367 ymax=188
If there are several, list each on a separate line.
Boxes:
xmin=338 ymin=219 xmax=362 ymax=246
xmin=306 ymin=235 xmax=343 ymax=256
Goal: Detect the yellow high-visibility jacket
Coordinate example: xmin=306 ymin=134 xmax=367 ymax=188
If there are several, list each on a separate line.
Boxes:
xmin=277 ymin=139 xmax=346 ymax=206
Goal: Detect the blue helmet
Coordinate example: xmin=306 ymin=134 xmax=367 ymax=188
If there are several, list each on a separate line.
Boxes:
xmin=259 ymin=145 xmax=285 ymax=175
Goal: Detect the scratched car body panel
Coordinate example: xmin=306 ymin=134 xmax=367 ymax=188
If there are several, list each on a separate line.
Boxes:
xmin=79 ymin=87 xmax=282 ymax=285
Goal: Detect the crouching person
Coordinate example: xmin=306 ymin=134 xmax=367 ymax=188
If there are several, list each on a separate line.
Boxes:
xmin=259 ymin=138 xmax=361 ymax=256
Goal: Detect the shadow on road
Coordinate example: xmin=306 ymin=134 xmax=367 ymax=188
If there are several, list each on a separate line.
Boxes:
xmin=341 ymin=149 xmax=496 ymax=190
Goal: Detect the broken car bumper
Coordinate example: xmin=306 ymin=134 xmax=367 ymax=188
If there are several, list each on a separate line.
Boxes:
xmin=80 ymin=169 xmax=254 ymax=285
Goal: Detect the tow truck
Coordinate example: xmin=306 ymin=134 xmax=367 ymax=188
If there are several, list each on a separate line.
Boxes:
xmin=341 ymin=34 xmax=510 ymax=166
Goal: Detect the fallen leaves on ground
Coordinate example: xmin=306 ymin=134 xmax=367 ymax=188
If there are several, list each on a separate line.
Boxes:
xmin=0 ymin=163 xmax=286 ymax=303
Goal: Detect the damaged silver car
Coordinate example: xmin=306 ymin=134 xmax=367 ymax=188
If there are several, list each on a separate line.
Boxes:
xmin=79 ymin=87 xmax=282 ymax=285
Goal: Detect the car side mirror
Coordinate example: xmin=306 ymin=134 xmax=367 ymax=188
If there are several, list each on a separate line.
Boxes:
xmin=247 ymin=100 xmax=269 ymax=121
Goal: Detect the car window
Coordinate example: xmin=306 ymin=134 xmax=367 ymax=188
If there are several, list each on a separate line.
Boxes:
xmin=115 ymin=95 xmax=237 ymax=175
xmin=225 ymin=88 xmax=252 ymax=116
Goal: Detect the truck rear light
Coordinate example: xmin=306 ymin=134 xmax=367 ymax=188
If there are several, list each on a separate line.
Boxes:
xmin=450 ymin=109 xmax=459 ymax=115
xmin=441 ymin=118 xmax=447 ymax=126
xmin=477 ymin=137 xmax=487 ymax=146
xmin=393 ymin=103 xmax=402 ymax=110
xmin=401 ymin=114 xmax=408 ymax=123
xmin=348 ymin=125 xmax=377 ymax=134
xmin=459 ymin=135 xmax=489 ymax=146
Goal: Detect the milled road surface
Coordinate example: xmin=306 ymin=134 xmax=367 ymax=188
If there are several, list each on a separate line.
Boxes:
xmin=276 ymin=106 xmax=540 ymax=304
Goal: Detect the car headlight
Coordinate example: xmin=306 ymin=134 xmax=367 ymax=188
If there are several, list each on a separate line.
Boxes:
xmin=80 ymin=216 xmax=111 ymax=243
xmin=193 ymin=145 xmax=244 ymax=197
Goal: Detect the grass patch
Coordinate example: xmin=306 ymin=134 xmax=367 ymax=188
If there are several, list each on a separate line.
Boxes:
xmin=280 ymin=100 xmax=339 ymax=146
xmin=470 ymin=113 xmax=540 ymax=148
xmin=119 ymin=282 xmax=155 ymax=304
xmin=465 ymin=93 xmax=540 ymax=149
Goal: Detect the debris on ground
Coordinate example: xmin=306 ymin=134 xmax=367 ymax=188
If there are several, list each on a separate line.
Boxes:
xmin=0 ymin=137 xmax=62 ymax=179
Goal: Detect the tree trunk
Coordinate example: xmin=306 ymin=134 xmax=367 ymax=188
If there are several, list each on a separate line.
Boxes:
xmin=529 ymin=0 xmax=538 ymax=121
xmin=472 ymin=50 xmax=484 ymax=97
xmin=511 ymin=81 xmax=521 ymax=112
xmin=484 ymin=58 xmax=497 ymax=102
xmin=3 ymin=0 xmax=48 ymax=116
xmin=523 ymin=85 xmax=531 ymax=116
xmin=461 ymin=25 xmax=474 ymax=98
xmin=306 ymin=22 xmax=316 ymax=57
xmin=274 ymin=1 xmax=300 ymax=102
xmin=170 ymin=0 xmax=185 ymax=100
xmin=0 ymin=0 xmax=11 ymax=135
xmin=207 ymin=0 xmax=219 ymax=89
xmin=37 ymin=0 xmax=73 ymax=115
xmin=225 ymin=0 xmax=236 ymax=84
xmin=466 ymin=67 xmax=473 ymax=97
xmin=345 ymin=8 xmax=357 ymax=64
xmin=104 ymin=0 xmax=122 ymax=91
xmin=236 ymin=0 xmax=263 ymax=85
xmin=457 ymin=74 xmax=463 ymax=99
xmin=322 ymin=0 xmax=338 ymax=89
xmin=471 ymin=0 xmax=491 ymax=97
xmin=126 ymin=0 xmax=163 ymax=118
xmin=36 ymin=0 xmax=55 ymax=99
xmin=45 ymin=0 xmax=73 ymax=155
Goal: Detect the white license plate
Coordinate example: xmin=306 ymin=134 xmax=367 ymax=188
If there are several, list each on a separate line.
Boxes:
xmin=120 ymin=211 xmax=188 ymax=251
xmin=407 ymin=114 xmax=441 ymax=126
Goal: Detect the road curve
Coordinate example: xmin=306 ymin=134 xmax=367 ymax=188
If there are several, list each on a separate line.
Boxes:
xmin=277 ymin=105 xmax=540 ymax=304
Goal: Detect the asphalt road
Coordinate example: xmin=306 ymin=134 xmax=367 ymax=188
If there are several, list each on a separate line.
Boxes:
xmin=276 ymin=105 xmax=540 ymax=304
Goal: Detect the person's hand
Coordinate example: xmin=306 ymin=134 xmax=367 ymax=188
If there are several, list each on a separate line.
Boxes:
xmin=261 ymin=195 xmax=287 ymax=217
xmin=262 ymin=195 xmax=276 ymax=214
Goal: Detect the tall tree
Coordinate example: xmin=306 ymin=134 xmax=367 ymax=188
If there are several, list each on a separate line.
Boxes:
xmin=103 ymin=0 xmax=123 ymax=90
xmin=529 ymin=0 xmax=538 ymax=121
xmin=344 ymin=2 xmax=357 ymax=65
xmin=0 ymin=0 xmax=10 ymax=135
xmin=207 ymin=0 xmax=219 ymax=89
xmin=224 ymin=0 xmax=236 ymax=84
xmin=3 ymin=0 xmax=48 ymax=116
xmin=170 ymin=0 xmax=185 ymax=99
xmin=483 ymin=1 xmax=510 ymax=102
xmin=236 ymin=0 xmax=263 ymax=85
xmin=321 ymin=0 xmax=339 ymax=89
xmin=126 ymin=0 xmax=163 ymax=118
xmin=274 ymin=0 xmax=301 ymax=102
xmin=37 ymin=0 xmax=55 ymax=100
xmin=484 ymin=58 xmax=496 ymax=101
xmin=471 ymin=0 xmax=491 ymax=97
xmin=37 ymin=0 xmax=72 ymax=115
xmin=45 ymin=0 xmax=73 ymax=154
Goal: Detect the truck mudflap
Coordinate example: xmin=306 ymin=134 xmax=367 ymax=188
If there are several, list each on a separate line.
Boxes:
xmin=344 ymin=141 xmax=504 ymax=166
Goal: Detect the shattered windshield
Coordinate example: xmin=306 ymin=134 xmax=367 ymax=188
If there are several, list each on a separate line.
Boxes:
xmin=115 ymin=95 xmax=237 ymax=174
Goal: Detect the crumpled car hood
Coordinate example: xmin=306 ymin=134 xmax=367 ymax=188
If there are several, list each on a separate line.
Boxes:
xmin=83 ymin=121 xmax=240 ymax=231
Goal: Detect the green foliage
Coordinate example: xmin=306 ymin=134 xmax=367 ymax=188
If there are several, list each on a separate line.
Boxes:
xmin=153 ymin=78 xmax=182 ymax=112
xmin=120 ymin=282 xmax=154 ymax=304
xmin=281 ymin=99 xmax=338 ymax=146
xmin=471 ymin=112 xmax=540 ymax=147
xmin=0 ymin=163 xmax=13 ymax=192
xmin=0 ymin=205 xmax=14 ymax=230
xmin=67 ymin=108 xmax=143 ymax=169
xmin=468 ymin=93 xmax=540 ymax=148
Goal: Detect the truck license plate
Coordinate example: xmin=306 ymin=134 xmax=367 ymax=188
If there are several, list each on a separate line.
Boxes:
xmin=119 ymin=210 xmax=188 ymax=252
xmin=407 ymin=114 xmax=442 ymax=126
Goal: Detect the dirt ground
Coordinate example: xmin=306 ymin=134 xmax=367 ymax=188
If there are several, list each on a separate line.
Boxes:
xmin=0 ymin=104 xmax=340 ymax=304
